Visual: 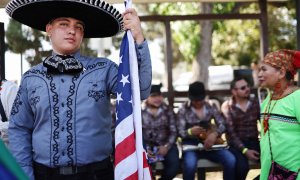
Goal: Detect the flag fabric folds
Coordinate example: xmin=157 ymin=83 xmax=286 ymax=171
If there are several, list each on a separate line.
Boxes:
xmin=0 ymin=140 xmax=28 ymax=180
xmin=114 ymin=1 xmax=152 ymax=179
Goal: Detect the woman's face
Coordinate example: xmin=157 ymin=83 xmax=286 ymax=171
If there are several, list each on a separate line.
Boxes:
xmin=258 ymin=62 xmax=281 ymax=89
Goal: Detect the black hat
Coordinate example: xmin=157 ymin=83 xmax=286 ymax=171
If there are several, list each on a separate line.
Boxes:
xmin=5 ymin=0 xmax=124 ymax=38
xmin=188 ymin=81 xmax=206 ymax=101
xmin=150 ymin=83 xmax=162 ymax=95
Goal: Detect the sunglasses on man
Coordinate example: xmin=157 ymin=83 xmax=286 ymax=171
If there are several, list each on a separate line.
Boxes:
xmin=235 ymin=84 xmax=250 ymax=90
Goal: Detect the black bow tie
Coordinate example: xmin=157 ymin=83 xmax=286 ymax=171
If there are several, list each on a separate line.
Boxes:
xmin=43 ymin=55 xmax=83 ymax=74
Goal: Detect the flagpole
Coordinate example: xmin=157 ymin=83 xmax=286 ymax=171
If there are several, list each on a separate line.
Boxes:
xmin=125 ymin=1 xmax=145 ymax=178
xmin=115 ymin=1 xmax=151 ymax=179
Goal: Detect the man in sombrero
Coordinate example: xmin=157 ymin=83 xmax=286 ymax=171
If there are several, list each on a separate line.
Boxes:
xmin=5 ymin=0 xmax=151 ymax=179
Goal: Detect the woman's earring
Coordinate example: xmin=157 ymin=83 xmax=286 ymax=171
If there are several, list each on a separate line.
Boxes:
xmin=275 ymin=81 xmax=281 ymax=91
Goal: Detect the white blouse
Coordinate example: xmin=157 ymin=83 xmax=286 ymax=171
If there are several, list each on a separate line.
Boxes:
xmin=0 ymin=80 xmax=18 ymax=145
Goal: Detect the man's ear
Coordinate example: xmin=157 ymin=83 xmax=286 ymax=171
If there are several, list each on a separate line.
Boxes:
xmin=231 ymin=89 xmax=237 ymax=96
xmin=46 ymin=23 xmax=52 ymax=36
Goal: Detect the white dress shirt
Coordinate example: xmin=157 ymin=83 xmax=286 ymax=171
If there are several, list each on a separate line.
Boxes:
xmin=0 ymin=80 xmax=18 ymax=145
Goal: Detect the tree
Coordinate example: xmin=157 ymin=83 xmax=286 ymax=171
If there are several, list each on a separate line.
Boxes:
xmin=6 ymin=19 xmax=31 ymax=54
xmin=268 ymin=1 xmax=296 ymax=51
xmin=143 ymin=2 xmax=296 ymax=87
xmin=6 ymin=19 xmax=35 ymax=73
xmin=192 ymin=3 xmax=212 ymax=86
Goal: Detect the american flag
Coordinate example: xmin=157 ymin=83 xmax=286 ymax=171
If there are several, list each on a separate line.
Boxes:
xmin=114 ymin=3 xmax=152 ymax=179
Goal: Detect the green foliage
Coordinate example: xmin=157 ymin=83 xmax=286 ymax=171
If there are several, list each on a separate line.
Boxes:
xmin=6 ymin=19 xmax=32 ymax=54
xmin=149 ymin=2 xmax=200 ymax=15
xmin=6 ymin=2 xmax=297 ymax=69
xmin=268 ymin=4 xmax=296 ymax=51
xmin=212 ymin=2 xmax=235 ymax=14
xmin=145 ymin=2 xmax=201 ymax=65
xmin=144 ymin=2 xmax=296 ymax=68
xmin=212 ymin=19 xmax=260 ymax=66
xmin=172 ymin=20 xmax=200 ymax=64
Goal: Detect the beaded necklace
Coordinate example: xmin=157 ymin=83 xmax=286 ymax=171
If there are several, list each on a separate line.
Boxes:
xmin=263 ymin=99 xmax=278 ymax=134
xmin=263 ymin=84 xmax=289 ymax=134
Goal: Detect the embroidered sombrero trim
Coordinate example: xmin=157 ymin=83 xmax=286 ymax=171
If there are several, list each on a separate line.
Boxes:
xmin=6 ymin=0 xmax=124 ymax=37
xmin=6 ymin=0 xmax=123 ymax=25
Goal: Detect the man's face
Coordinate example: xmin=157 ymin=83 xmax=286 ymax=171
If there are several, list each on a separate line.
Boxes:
xmin=46 ymin=17 xmax=84 ymax=55
xmin=146 ymin=94 xmax=164 ymax=108
xmin=191 ymin=99 xmax=205 ymax=109
xmin=233 ymin=79 xmax=250 ymax=99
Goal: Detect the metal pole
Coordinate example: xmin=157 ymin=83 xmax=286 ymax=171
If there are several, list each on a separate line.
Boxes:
xmin=164 ymin=20 xmax=174 ymax=107
xmin=0 ymin=23 xmax=5 ymax=79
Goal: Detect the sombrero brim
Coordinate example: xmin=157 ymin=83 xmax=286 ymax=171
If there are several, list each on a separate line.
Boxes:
xmin=6 ymin=0 xmax=124 ymax=38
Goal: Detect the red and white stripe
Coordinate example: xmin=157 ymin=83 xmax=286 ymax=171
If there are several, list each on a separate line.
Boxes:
xmin=114 ymin=0 xmax=152 ymax=179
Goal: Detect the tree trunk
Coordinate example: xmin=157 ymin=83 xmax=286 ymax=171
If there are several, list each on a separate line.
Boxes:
xmin=192 ymin=3 xmax=213 ymax=88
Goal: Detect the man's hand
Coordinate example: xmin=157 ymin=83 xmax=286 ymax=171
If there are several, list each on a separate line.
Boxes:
xmin=190 ymin=126 xmax=206 ymax=136
xmin=157 ymin=145 xmax=168 ymax=156
xmin=147 ymin=149 xmax=155 ymax=159
xmin=245 ymin=149 xmax=260 ymax=161
xmin=123 ymin=8 xmax=144 ymax=44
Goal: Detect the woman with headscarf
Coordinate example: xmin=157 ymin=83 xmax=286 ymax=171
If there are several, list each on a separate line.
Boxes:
xmin=258 ymin=49 xmax=300 ymax=179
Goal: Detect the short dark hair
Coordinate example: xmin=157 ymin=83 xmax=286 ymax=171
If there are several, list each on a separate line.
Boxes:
xmin=286 ymin=71 xmax=294 ymax=81
xmin=230 ymin=77 xmax=249 ymax=90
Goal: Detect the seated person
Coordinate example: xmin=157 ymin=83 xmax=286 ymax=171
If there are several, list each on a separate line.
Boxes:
xmin=142 ymin=84 xmax=180 ymax=180
xmin=221 ymin=77 xmax=260 ymax=180
xmin=177 ymin=81 xmax=236 ymax=180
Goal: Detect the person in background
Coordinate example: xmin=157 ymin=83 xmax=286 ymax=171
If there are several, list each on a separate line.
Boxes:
xmin=142 ymin=84 xmax=180 ymax=180
xmin=177 ymin=81 xmax=236 ymax=180
xmin=6 ymin=0 xmax=151 ymax=179
xmin=258 ymin=49 xmax=300 ymax=179
xmin=0 ymin=78 xmax=18 ymax=146
xmin=221 ymin=77 xmax=260 ymax=180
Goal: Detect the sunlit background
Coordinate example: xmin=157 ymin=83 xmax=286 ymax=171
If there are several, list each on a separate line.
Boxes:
xmin=0 ymin=6 xmax=165 ymax=85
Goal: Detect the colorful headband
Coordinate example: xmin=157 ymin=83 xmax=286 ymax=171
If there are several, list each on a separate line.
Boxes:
xmin=263 ymin=49 xmax=300 ymax=75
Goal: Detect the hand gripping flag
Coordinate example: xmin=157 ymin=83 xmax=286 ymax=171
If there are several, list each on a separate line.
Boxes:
xmin=114 ymin=1 xmax=152 ymax=179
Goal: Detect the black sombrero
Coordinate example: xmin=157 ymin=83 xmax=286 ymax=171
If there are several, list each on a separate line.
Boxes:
xmin=5 ymin=0 xmax=124 ymax=38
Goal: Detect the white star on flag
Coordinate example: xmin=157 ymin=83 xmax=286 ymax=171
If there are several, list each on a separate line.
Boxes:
xmin=116 ymin=92 xmax=123 ymax=104
xmin=120 ymin=74 xmax=130 ymax=87
xmin=119 ymin=55 xmax=123 ymax=64
xmin=114 ymin=0 xmax=152 ymax=178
